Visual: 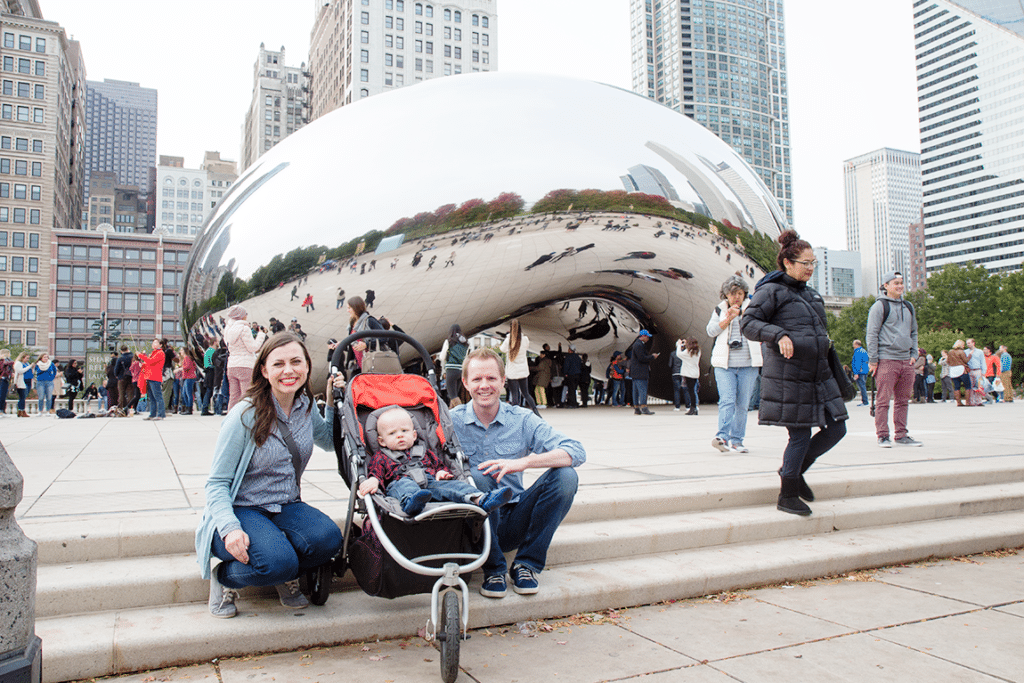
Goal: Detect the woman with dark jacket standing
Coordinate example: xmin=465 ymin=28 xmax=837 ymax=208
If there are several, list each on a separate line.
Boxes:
xmin=740 ymin=231 xmax=848 ymax=516
xmin=63 ymin=359 xmax=83 ymax=411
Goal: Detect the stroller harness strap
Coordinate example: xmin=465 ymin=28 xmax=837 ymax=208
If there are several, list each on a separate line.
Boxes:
xmin=379 ymin=443 xmax=430 ymax=488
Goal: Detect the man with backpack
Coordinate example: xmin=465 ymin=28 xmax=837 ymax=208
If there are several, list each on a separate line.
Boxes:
xmin=866 ymin=271 xmax=922 ymax=448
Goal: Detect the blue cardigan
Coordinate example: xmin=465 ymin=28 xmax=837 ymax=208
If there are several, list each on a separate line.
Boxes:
xmin=194 ymin=397 xmax=336 ymax=579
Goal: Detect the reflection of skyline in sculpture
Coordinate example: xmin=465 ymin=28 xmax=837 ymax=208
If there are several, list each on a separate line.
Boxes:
xmin=181 ymin=73 xmax=785 ymax=400
xmin=620 ymin=164 xmax=681 ymax=202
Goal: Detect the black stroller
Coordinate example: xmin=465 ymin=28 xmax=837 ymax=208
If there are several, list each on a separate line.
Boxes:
xmin=330 ymin=330 xmax=491 ymax=683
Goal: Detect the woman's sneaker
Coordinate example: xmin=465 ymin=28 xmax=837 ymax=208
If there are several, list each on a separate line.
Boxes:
xmin=275 ymin=579 xmax=310 ymax=609
xmin=711 ymin=437 xmax=729 ymax=453
xmin=729 ymin=442 xmax=749 ymax=453
xmin=209 ymin=566 xmax=238 ymax=618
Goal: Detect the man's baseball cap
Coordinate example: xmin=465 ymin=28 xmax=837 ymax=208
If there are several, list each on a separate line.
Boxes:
xmin=327 ymin=338 xmax=338 ymax=345
xmin=879 ymin=271 xmax=902 ymax=290
xmin=638 ymin=329 xmax=652 ymax=337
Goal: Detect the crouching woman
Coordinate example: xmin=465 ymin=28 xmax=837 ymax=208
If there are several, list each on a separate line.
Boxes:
xmin=196 ymin=333 xmax=344 ymax=618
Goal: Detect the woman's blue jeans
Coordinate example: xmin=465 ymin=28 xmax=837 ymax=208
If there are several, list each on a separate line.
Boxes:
xmin=211 ymin=502 xmax=343 ymax=589
xmin=17 ymin=387 xmax=27 ymax=410
xmin=146 ymin=380 xmax=166 ymax=418
xmin=36 ymin=379 xmax=53 ymax=413
xmin=609 ymin=379 xmax=624 ymax=405
xmin=714 ymin=366 xmax=759 ymax=445
xmin=181 ymin=378 xmax=195 ymax=411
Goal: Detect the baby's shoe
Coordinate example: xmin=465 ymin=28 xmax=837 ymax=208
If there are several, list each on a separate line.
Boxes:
xmin=402 ymin=490 xmax=432 ymax=516
xmin=478 ymin=486 xmax=514 ymax=512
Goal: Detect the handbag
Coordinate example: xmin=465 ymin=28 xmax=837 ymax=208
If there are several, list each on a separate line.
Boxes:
xmin=828 ymin=343 xmax=858 ymax=402
xmin=361 ymin=350 xmax=402 ymax=375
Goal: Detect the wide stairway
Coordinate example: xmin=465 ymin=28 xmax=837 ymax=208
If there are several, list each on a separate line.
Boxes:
xmin=29 ymin=453 xmax=1024 ymax=683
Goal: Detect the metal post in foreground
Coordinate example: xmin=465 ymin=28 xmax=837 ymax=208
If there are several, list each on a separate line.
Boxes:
xmin=0 ymin=441 xmax=42 ymax=683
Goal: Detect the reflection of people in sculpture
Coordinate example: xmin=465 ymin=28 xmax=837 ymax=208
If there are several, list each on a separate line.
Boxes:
xmin=427 ymin=255 xmax=437 ymax=270
xmin=614 ymin=251 xmax=656 ymax=261
xmin=525 ymin=252 xmax=555 ymax=271
xmin=444 ymin=251 xmax=456 ymax=268
xmin=439 ymin=324 xmax=469 ymax=406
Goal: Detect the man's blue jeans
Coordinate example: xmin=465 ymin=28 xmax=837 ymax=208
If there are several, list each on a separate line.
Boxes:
xmin=211 ymin=502 xmax=342 ymax=589
xmin=855 ymin=375 xmax=868 ymax=404
xmin=714 ymin=366 xmax=759 ymax=445
xmin=672 ymin=375 xmax=692 ymax=409
xmin=471 ymin=467 xmax=578 ymax=576
xmin=632 ymin=378 xmax=649 ymax=406
xmin=36 ymin=379 xmax=53 ymax=413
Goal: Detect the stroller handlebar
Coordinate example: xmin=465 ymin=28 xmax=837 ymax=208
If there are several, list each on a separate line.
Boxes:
xmin=331 ymin=329 xmax=438 ymax=384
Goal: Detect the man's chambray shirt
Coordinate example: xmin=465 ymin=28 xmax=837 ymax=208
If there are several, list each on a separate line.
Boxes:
xmin=451 ymin=401 xmax=586 ymax=502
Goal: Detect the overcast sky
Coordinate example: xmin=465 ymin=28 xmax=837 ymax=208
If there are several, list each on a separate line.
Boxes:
xmin=42 ymin=0 xmax=920 ymax=249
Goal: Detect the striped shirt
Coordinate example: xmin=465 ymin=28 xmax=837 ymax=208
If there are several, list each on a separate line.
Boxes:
xmin=233 ymin=394 xmax=315 ymax=513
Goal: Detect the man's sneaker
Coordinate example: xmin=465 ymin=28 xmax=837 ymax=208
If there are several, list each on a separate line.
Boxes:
xmin=894 ymin=436 xmax=923 ymax=447
xmin=208 ymin=565 xmax=238 ymax=618
xmin=510 ymin=564 xmax=539 ymax=595
xmin=729 ymin=442 xmax=749 ymax=453
xmin=275 ymin=579 xmax=310 ymax=609
xmin=712 ymin=437 xmax=730 ymax=453
xmin=878 ymin=437 xmax=892 ymax=448
xmin=479 ymin=573 xmax=507 ymax=598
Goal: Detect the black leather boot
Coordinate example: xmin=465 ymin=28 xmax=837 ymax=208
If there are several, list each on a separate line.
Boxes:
xmin=777 ymin=477 xmax=812 ymax=516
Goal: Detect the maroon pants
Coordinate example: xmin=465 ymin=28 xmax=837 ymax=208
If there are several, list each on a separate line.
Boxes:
xmin=874 ymin=359 xmax=914 ymax=440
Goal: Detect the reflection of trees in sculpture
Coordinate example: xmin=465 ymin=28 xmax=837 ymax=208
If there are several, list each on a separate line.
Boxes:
xmin=385 ymin=192 xmax=525 ymax=238
xmin=532 ymin=188 xmax=713 ymax=228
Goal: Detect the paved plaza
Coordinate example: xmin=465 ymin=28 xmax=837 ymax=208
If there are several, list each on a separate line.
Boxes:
xmin=2 ymin=398 xmax=1022 ymax=682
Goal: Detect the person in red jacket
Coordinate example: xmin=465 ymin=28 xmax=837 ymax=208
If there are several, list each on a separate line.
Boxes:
xmin=138 ymin=338 xmax=167 ymax=420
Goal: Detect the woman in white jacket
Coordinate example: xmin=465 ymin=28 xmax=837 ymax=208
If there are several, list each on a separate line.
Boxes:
xmin=675 ymin=338 xmax=701 ymax=415
xmin=706 ymin=274 xmax=763 ymax=453
xmin=223 ymin=305 xmax=267 ymax=411
xmin=499 ymin=319 xmax=536 ymax=411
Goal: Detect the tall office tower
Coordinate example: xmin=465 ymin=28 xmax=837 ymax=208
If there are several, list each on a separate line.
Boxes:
xmin=844 ymin=148 xmax=922 ymax=293
xmin=240 ymin=44 xmax=309 ymax=171
xmin=630 ymin=0 xmax=792 ymax=225
xmin=1 ymin=3 xmax=86 ymax=351
xmin=308 ymin=0 xmax=498 ymax=122
xmin=914 ymin=0 xmax=1024 ymax=275
xmin=83 ymin=79 xmax=157 ymax=205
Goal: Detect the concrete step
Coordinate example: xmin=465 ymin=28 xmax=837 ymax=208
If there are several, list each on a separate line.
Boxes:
xmin=36 ymin=510 xmax=1024 ymax=683
xmin=34 ymin=480 xmax=1024 ymax=618
xmin=28 ymin=460 xmax=1024 ymax=564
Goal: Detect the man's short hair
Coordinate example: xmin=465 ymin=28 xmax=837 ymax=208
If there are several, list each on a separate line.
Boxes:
xmin=120 ymin=345 xmax=128 ymax=352
xmin=462 ymin=347 xmax=505 ymax=379
xmin=853 ymin=340 xmax=862 ymax=347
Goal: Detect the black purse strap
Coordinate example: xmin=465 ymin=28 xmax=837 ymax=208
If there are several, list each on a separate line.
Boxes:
xmin=276 ymin=416 xmax=304 ymax=486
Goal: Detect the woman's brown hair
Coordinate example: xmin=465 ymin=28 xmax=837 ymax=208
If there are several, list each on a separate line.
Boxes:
xmin=347 ymin=296 xmax=367 ymax=323
xmin=508 ymin=319 xmax=522 ymax=363
xmin=244 ymin=332 xmax=314 ymax=447
xmin=776 ymin=230 xmax=812 ymax=271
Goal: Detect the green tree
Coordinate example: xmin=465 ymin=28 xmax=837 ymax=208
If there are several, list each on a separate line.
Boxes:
xmin=915 ymin=263 xmax=1000 ymax=336
xmin=827 ymin=295 xmax=876 ymax=366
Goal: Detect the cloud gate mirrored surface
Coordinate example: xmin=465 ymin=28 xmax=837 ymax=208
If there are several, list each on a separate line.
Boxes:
xmin=182 ymin=72 xmax=785 ymax=400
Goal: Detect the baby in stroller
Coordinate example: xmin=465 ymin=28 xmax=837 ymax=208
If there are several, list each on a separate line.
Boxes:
xmin=358 ymin=406 xmax=513 ymax=515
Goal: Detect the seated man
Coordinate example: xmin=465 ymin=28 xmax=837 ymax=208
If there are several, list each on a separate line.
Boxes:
xmin=451 ymin=348 xmax=586 ymax=598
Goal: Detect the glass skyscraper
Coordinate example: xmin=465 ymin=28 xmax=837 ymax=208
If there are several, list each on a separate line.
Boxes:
xmin=83 ymin=79 xmax=157 ymax=208
xmin=630 ymin=0 xmax=792 ymax=226
xmin=915 ymin=0 xmax=1024 ymax=274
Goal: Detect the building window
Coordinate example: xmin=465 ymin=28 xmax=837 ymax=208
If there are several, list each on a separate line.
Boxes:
xmin=426 ymin=41 xmax=433 ymax=54
xmin=385 ymin=72 xmax=393 ymax=86
xmin=19 ymin=35 xmax=30 ymax=50
xmin=415 ymin=58 xmax=423 ymax=71
xmin=426 ymin=5 xmax=432 ymax=17
xmin=472 ymin=32 xmax=478 ymax=44
xmin=472 ymin=14 xmax=479 ymax=26
xmin=444 ymin=8 xmax=450 ymax=20
xmin=426 ymin=23 xmax=433 ymax=36
xmin=454 ymin=10 xmax=461 ymax=22
xmin=454 ymin=28 xmax=461 ymax=41
xmin=31 ymin=162 xmax=40 ymax=176
xmin=482 ymin=33 xmax=488 ymax=46
xmin=34 ymin=60 xmax=43 ymax=76
xmin=361 ymin=30 xmax=369 ymax=43
xmin=361 ymin=69 xmax=369 ymax=82
xmin=34 ymin=83 xmax=43 ymax=99
xmin=35 ymin=37 xmax=45 ymax=53
xmin=385 ymin=16 xmax=393 ymax=28
xmin=385 ymin=53 xmax=393 ymax=66
xmin=361 ymin=49 xmax=369 ymax=62
xmin=2 ymin=33 xmax=12 ymax=49
xmin=361 ymin=11 xmax=369 ymax=24
xmin=482 ymin=16 xmax=488 ymax=28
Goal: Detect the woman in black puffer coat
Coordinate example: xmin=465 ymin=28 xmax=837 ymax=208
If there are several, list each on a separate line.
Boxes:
xmin=740 ymin=231 xmax=848 ymax=516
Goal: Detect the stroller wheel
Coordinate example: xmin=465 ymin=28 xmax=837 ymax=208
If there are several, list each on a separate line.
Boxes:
xmin=439 ymin=590 xmax=461 ymax=683
xmin=307 ymin=562 xmax=332 ymax=606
